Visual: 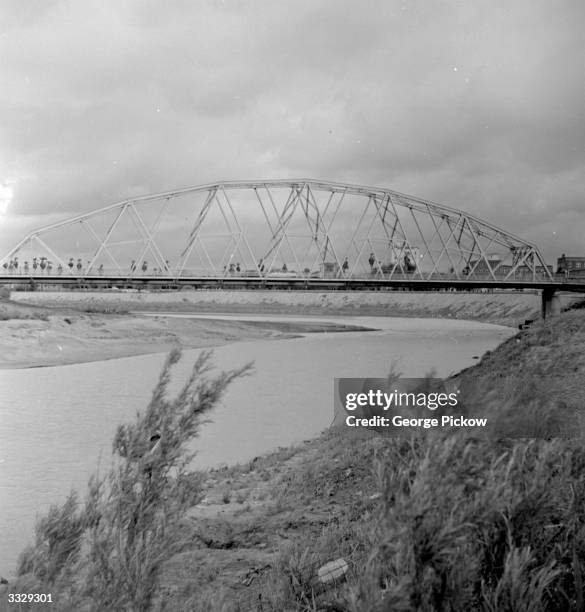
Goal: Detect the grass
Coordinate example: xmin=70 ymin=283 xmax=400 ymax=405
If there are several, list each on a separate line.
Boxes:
xmin=0 ymin=310 xmax=49 ymax=321
xmin=81 ymin=304 xmax=129 ymax=315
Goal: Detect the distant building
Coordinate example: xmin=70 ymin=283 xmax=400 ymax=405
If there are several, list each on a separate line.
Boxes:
xmin=320 ymin=261 xmax=339 ymax=277
xmin=467 ymin=253 xmax=552 ymax=278
xmin=466 ymin=254 xmax=502 ymax=276
xmin=557 ymin=254 xmax=585 ymax=275
xmin=514 ymin=264 xmax=553 ymax=278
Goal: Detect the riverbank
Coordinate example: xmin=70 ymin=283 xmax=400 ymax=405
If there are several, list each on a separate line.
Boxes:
xmin=0 ymin=297 xmax=373 ymax=369
xmin=3 ymin=307 xmax=585 ymax=610
xmin=3 ymin=288 xmax=576 ymax=369
xmin=10 ymin=287 xmax=581 ymax=327
xmin=157 ymin=307 xmax=585 ymax=609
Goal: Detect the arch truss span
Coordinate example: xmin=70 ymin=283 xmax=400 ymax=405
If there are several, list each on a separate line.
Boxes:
xmin=1 ymin=179 xmax=552 ymax=282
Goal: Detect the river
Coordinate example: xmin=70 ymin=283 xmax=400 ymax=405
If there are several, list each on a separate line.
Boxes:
xmin=0 ymin=314 xmax=513 ymax=577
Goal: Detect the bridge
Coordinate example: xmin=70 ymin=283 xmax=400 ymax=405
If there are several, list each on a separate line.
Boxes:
xmin=1 ymin=179 xmax=584 ymax=317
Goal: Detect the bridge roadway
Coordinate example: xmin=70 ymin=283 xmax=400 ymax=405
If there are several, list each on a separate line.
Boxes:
xmin=2 ymin=274 xmax=585 ymax=318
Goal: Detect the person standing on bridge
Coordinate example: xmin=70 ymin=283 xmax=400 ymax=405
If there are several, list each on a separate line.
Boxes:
xmin=24 ymin=261 xmax=29 ymax=274
xmin=368 ymin=252 xmax=375 ymax=271
xmin=342 ymin=257 xmax=349 ymax=276
xmin=68 ymin=258 xmax=74 ymax=273
xmin=142 ymin=260 xmax=148 ymax=274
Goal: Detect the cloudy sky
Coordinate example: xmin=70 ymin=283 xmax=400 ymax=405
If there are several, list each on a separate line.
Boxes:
xmin=0 ymin=0 xmax=583 ymax=262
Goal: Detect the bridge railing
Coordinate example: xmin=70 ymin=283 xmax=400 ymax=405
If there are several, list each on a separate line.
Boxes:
xmin=0 ymin=268 xmax=575 ymax=283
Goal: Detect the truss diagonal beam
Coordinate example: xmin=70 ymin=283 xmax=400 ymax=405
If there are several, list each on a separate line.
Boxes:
xmin=1 ymin=178 xmax=554 ymax=284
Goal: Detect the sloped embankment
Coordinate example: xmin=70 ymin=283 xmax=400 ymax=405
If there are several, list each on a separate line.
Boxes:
xmin=11 ymin=288 xmax=580 ymax=327
xmin=152 ymin=309 xmax=585 ymax=610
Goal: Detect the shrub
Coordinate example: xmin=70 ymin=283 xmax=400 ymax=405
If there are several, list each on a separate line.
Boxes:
xmin=16 ymin=491 xmax=84 ymax=586
xmin=11 ymin=349 xmax=251 ymax=611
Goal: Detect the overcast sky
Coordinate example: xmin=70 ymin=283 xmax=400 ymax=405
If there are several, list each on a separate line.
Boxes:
xmin=0 ymin=0 xmax=583 ymax=262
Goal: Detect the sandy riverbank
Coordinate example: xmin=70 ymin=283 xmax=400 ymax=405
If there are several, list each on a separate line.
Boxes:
xmin=2 ymin=289 xmax=579 ymax=369
xmin=11 ymin=287 xmax=581 ymax=325
xmin=0 ymin=297 xmax=373 ymax=369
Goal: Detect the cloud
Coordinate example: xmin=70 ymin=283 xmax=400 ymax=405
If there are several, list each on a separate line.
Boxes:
xmin=0 ymin=0 xmax=583 ymax=262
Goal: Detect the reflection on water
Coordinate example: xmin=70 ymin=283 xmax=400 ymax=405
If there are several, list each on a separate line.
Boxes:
xmin=0 ymin=316 xmax=512 ymax=576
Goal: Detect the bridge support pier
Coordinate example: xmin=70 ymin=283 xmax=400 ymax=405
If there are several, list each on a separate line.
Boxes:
xmin=541 ymin=288 xmax=561 ymax=319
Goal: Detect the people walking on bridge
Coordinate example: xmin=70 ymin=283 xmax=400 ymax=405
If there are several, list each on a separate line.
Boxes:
xmin=368 ymin=252 xmax=375 ymax=271
xmin=68 ymin=258 xmax=74 ymax=272
xmin=24 ymin=261 xmax=29 ymax=274
xmin=141 ymin=260 xmax=148 ymax=274
xmin=403 ymin=253 xmax=416 ymax=273
xmin=57 ymin=263 xmax=63 ymax=275
xmin=76 ymin=258 xmax=82 ymax=273
xmin=130 ymin=260 xmax=136 ymax=273
xmin=282 ymin=263 xmax=288 ymax=272
xmin=236 ymin=262 xmax=241 ymax=274
xmin=98 ymin=263 xmax=104 ymax=275
xmin=40 ymin=257 xmax=47 ymax=273
xmin=46 ymin=261 xmax=52 ymax=274
xmin=342 ymin=257 xmax=349 ymax=276
xmin=32 ymin=257 xmax=38 ymax=273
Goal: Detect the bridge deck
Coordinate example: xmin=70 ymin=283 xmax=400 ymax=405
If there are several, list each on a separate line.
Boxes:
xmin=2 ymin=274 xmax=585 ymax=293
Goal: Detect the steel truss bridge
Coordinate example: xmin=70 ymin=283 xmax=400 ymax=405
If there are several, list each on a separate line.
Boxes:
xmin=1 ymin=179 xmax=583 ymax=315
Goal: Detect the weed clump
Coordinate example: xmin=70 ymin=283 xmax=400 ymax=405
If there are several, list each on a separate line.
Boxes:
xmin=11 ymin=349 xmax=251 ymax=611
